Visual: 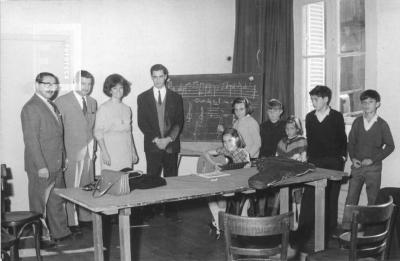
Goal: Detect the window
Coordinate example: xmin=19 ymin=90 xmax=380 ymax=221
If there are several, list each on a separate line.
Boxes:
xmin=294 ymin=0 xmax=366 ymax=120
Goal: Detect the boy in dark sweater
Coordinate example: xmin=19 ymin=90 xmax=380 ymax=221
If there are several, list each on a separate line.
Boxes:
xmin=297 ymin=85 xmax=347 ymax=250
xmin=345 ymin=90 xmax=394 ymax=206
xmin=259 ymin=99 xmax=286 ymax=158
xmin=258 ymin=99 xmax=286 ymax=216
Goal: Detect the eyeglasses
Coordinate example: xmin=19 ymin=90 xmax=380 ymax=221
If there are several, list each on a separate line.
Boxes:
xmin=38 ymin=81 xmax=57 ymax=87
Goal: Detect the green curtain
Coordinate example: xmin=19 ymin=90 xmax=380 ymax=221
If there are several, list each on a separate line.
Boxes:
xmin=233 ymin=0 xmax=294 ymax=119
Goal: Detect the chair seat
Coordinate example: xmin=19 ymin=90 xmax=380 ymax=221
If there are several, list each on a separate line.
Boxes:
xmin=306 ymin=249 xmax=378 ymax=261
xmin=2 ymin=211 xmax=42 ymax=227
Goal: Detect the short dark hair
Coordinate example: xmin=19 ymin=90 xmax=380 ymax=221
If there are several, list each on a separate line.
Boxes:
xmin=222 ymin=128 xmax=246 ymax=149
xmin=75 ymin=70 xmax=95 ymax=86
xmin=360 ymin=89 xmax=381 ymax=102
xmin=286 ymin=115 xmax=303 ymax=136
xmin=150 ymin=64 xmax=168 ymax=76
xmin=103 ymin=74 xmax=131 ymax=97
xmin=309 ymin=85 xmax=332 ymax=104
xmin=231 ymin=97 xmax=253 ymax=115
xmin=35 ymin=72 xmax=59 ymax=84
xmin=267 ymin=98 xmax=283 ymax=111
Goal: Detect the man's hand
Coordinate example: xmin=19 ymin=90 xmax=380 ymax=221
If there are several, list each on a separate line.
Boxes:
xmin=38 ymin=168 xmax=49 ymax=179
xmin=361 ymin=158 xmax=373 ymax=167
xmin=155 ymin=137 xmax=172 ymax=150
xmin=102 ymin=151 xmax=111 ymax=166
xmin=352 ymin=158 xmax=361 ymax=168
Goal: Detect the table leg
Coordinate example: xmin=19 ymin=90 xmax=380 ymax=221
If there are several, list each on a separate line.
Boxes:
xmin=92 ymin=212 xmax=104 ymax=261
xmin=119 ymin=208 xmax=131 ymax=261
xmin=280 ymin=187 xmax=290 ymax=214
xmin=313 ymin=179 xmax=327 ymax=252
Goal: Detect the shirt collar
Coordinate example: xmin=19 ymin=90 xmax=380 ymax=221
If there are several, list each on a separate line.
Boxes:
xmin=153 ymin=86 xmax=167 ymax=100
xmin=363 ymin=113 xmax=378 ymax=124
xmin=35 ymin=92 xmax=50 ymax=104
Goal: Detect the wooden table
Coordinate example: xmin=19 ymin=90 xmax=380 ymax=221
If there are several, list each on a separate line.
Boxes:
xmin=55 ymin=167 xmax=346 ymax=261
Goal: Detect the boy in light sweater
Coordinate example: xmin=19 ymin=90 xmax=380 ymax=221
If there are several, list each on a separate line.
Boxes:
xmin=345 ymin=89 xmax=395 ymax=205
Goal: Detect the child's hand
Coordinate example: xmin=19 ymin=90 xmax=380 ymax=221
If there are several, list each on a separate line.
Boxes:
xmin=217 ymin=124 xmax=224 ymax=133
xmin=361 ymin=158 xmax=373 ymax=167
xmin=352 ymin=159 xmax=361 ymax=168
xmin=291 ymin=154 xmax=301 ymax=161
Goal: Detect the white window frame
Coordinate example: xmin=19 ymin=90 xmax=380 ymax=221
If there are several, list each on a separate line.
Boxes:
xmin=294 ymin=0 xmax=366 ymax=123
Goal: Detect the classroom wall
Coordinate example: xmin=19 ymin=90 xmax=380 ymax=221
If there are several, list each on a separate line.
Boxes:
xmin=0 ymin=0 xmax=235 ymax=211
xmin=374 ymin=0 xmax=400 ymax=188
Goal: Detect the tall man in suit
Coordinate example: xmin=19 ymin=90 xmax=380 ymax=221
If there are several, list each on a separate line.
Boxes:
xmin=138 ymin=64 xmax=184 ymax=219
xmin=55 ymin=70 xmax=97 ymax=234
xmin=21 ymin=72 xmax=71 ymax=241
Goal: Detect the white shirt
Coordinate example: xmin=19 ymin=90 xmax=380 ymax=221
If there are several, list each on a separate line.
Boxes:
xmin=35 ymin=93 xmax=59 ymax=121
xmin=363 ymin=114 xmax=378 ymax=131
xmin=73 ymin=91 xmax=86 ymax=109
xmin=315 ymin=107 xmax=331 ymax=122
xmin=153 ymin=86 xmax=166 ymax=104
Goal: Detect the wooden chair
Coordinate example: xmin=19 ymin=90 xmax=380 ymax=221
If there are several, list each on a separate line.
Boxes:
xmin=219 ymin=211 xmax=293 ymax=261
xmin=306 ymin=196 xmax=394 ymax=261
xmin=1 ymin=164 xmax=42 ymax=261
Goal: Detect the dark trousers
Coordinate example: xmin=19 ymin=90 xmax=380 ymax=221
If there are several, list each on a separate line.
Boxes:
xmin=145 ymin=150 xmax=178 ymax=178
xmin=345 ymin=164 xmax=382 ymax=205
xmin=296 ymin=157 xmax=344 ymax=250
xmin=145 ymin=150 xmax=179 ymax=215
xmin=27 ymin=170 xmax=70 ymax=239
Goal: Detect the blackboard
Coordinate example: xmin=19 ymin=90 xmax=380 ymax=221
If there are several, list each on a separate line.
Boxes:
xmin=168 ymin=73 xmax=263 ymax=145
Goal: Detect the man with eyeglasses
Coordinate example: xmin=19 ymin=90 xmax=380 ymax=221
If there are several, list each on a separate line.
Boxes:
xmin=21 ymin=72 xmax=71 ymax=245
xmin=55 ymin=70 xmax=97 ymax=235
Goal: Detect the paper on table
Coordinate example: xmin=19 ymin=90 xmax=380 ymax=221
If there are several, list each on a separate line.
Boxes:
xmin=198 ymin=171 xmax=231 ymax=179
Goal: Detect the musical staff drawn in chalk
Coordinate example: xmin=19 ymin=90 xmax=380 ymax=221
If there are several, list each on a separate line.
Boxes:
xmin=168 ymin=74 xmax=262 ymax=141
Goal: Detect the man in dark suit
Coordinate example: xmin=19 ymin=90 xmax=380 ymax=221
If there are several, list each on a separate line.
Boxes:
xmin=20 ymin=72 xmax=71 ymax=242
xmin=137 ymin=64 xmax=184 ymax=219
xmin=55 ymin=70 xmax=97 ymax=234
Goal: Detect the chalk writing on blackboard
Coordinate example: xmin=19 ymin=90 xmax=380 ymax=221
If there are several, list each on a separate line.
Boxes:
xmin=168 ymin=73 xmax=263 ymax=142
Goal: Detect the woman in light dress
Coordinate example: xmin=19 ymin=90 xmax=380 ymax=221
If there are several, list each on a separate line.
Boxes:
xmin=94 ymin=74 xmax=138 ymax=171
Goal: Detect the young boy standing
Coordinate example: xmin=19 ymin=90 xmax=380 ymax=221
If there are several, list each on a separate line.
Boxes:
xmin=297 ymin=85 xmax=347 ymax=250
xmin=257 ymin=99 xmax=286 ymax=216
xmin=345 ymin=90 xmax=395 ymax=206
xmin=259 ymin=99 xmax=286 ymax=158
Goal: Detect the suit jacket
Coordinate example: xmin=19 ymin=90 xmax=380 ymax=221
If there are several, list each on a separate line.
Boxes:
xmin=21 ymin=94 xmax=65 ymax=174
xmin=55 ymin=91 xmax=97 ymax=161
xmin=137 ymin=88 xmax=184 ymax=153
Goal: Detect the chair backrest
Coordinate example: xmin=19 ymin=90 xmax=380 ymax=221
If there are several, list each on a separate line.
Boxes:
xmin=220 ymin=211 xmax=293 ymax=261
xmin=1 ymin=164 xmax=7 ymax=217
xmin=341 ymin=196 xmax=394 ymax=261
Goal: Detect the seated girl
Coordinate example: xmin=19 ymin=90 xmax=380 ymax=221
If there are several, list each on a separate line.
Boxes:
xmin=276 ymin=115 xmax=307 ymax=227
xmin=203 ymin=128 xmax=250 ymax=238
xmin=276 ymin=115 xmax=307 ymax=162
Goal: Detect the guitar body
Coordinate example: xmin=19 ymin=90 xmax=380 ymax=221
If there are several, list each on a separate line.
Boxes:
xmin=196 ymin=154 xmax=228 ymax=173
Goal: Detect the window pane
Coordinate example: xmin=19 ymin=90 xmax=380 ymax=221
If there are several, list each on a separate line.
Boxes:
xmin=339 ymin=55 xmax=365 ymax=114
xmin=305 ymin=2 xmax=325 ymax=56
xmin=305 ymin=57 xmax=325 ymax=111
xmin=340 ymin=0 xmax=365 ymax=53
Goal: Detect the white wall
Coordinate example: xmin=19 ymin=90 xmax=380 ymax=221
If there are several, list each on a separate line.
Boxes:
xmin=0 ymin=0 xmax=235 ymax=210
xmin=374 ymin=0 xmax=400 ymax=188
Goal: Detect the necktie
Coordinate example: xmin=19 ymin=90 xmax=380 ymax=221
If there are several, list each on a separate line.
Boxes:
xmin=158 ymin=90 xmax=162 ymax=105
xmin=82 ymin=96 xmax=87 ymax=116
xmin=47 ymin=99 xmax=61 ymax=121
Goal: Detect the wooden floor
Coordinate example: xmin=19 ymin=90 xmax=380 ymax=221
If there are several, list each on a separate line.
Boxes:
xmin=18 ymin=199 xmax=305 ymax=261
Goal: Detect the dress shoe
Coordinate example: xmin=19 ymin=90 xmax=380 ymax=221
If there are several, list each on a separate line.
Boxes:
xmin=69 ymin=226 xmax=83 ymax=236
xmin=54 ymin=233 xmax=74 ymax=244
xmin=40 ymin=239 xmax=57 ymax=249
